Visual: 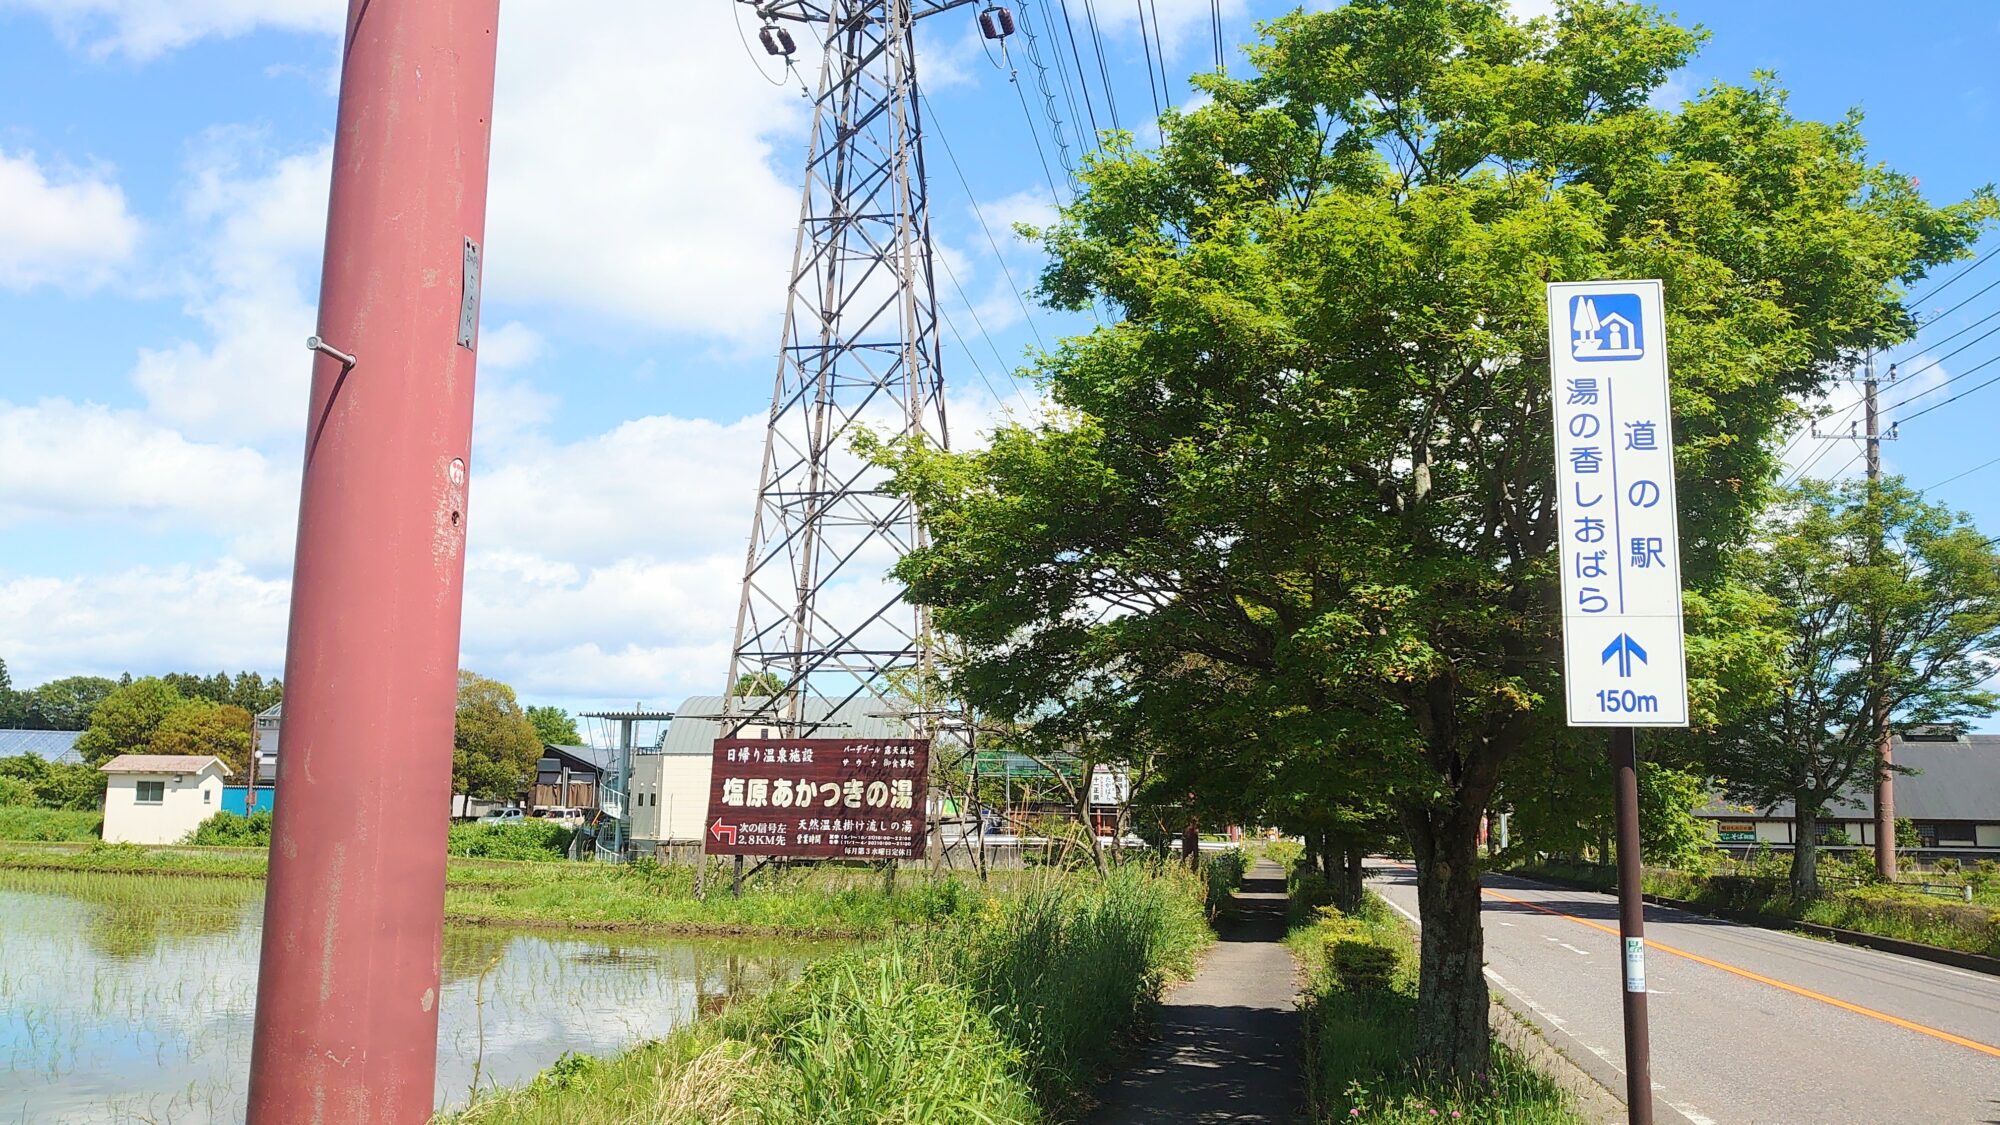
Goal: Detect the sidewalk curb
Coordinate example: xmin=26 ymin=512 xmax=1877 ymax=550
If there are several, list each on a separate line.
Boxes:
xmin=1486 ymin=986 xmax=1697 ymax=1125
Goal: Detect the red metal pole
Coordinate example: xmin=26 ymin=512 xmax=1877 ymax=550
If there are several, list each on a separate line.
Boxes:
xmin=247 ymin=2 xmax=500 ymax=1121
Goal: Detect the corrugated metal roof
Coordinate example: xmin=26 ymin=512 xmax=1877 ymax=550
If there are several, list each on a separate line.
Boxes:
xmin=0 ymin=729 xmax=86 ymax=764
xmin=1703 ymin=734 xmax=2000 ymax=821
xmin=99 ymin=754 xmax=232 ymax=776
xmin=654 ymin=695 xmax=913 ymax=755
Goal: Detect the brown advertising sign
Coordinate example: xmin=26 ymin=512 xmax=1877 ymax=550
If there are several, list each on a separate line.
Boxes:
xmin=703 ymin=738 xmax=930 ymax=860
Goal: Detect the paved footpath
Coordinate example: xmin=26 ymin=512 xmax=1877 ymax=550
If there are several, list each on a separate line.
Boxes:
xmin=1090 ymin=858 xmax=1302 ymax=1124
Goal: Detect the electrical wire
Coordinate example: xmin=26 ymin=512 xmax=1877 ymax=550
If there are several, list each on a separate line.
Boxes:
xmin=732 ymin=4 xmax=791 ymax=86
xmin=1907 ymin=243 xmax=1999 ymax=309
xmin=1891 ymin=352 xmax=2000 ymax=425
xmin=1925 ymin=451 xmax=2000 ymax=492
xmin=933 ymin=231 xmax=1038 ymax=415
xmin=1211 ymin=0 xmax=1225 ymax=73
xmin=1134 ymin=0 xmax=1163 ymax=127
xmin=1879 ymin=327 xmax=2000 ymax=415
xmin=1147 ymin=0 xmax=1173 ymax=109
xmin=1016 ymin=0 xmax=1084 ymax=191
xmin=1904 ymin=273 xmax=2000 ymax=332
xmin=1055 ymin=0 xmax=1104 ymax=144
xmin=922 ymin=92 xmax=1052 ymax=350
xmin=1080 ymin=0 xmax=1123 ymax=133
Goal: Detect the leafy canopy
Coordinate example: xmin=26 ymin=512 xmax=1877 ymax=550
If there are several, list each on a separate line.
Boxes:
xmin=880 ymin=0 xmax=1989 ymax=1074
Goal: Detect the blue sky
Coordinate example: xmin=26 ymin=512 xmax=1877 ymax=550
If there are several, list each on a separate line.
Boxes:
xmin=1 ymin=0 xmax=1995 ymax=730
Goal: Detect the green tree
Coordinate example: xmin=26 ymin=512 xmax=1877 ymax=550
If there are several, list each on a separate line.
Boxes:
xmin=163 ymin=671 xmax=283 ymax=715
xmin=74 ymin=679 xmax=185 ymax=766
xmin=0 ymin=657 xmax=18 ymax=728
xmin=525 ymin=705 xmax=583 ymax=746
xmin=877 ymin=0 xmax=1986 ymax=1075
xmin=454 ymin=672 xmax=543 ymax=800
xmin=731 ymin=671 xmax=785 ymax=698
xmin=21 ymin=676 xmax=120 ymax=731
xmin=148 ymin=700 xmax=255 ymax=777
xmin=1711 ymin=479 xmax=2000 ymax=901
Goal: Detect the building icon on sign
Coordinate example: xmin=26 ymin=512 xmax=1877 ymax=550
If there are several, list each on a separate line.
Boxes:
xmin=1570 ymin=293 xmax=1645 ymax=361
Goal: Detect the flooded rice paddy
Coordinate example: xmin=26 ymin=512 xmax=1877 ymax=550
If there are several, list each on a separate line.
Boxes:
xmin=0 ymin=870 xmax=826 ymax=1122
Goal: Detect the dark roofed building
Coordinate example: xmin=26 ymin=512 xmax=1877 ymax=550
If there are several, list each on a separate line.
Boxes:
xmin=1698 ymin=732 xmax=2000 ymax=857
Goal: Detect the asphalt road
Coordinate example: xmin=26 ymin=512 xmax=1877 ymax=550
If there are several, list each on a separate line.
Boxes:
xmin=1371 ymin=865 xmax=2000 ymax=1125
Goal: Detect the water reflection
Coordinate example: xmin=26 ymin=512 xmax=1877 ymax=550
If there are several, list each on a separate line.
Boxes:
xmin=0 ymin=873 xmax=826 ymax=1123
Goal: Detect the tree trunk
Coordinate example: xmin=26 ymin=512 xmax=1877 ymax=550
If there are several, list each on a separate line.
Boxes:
xmin=1790 ymin=806 xmax=1821 ymax=903
xmin=1343 ymin=848 xmax=1366 ymax=910
xmin=1181 ymin=818 xmax=1200 ymax=869
xmin=1404 ymin=809 xmax=1490 ymax=1082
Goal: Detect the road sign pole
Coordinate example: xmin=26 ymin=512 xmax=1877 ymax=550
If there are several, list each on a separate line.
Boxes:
xmin=1610 ymin=725 xmax=1654 ymax=1125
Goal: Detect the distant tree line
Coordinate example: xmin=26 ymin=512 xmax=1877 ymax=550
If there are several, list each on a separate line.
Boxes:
xmin=1 ymin=656 xmax=578 ymax=810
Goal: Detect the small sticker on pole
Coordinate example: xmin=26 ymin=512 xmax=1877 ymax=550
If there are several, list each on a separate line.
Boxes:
xmin=1623 ymin=936 xmax=1647 ymax=993
xmin=1547 ymin=281 xmax=1689 ymax=727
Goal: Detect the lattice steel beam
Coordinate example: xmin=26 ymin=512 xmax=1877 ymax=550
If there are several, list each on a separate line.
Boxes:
xmin=722 ymin=0 xmax=952 ymax=737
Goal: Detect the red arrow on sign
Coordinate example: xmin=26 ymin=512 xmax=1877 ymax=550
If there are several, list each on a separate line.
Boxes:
xmin=709 ymin=819 xmax=737 ymax=845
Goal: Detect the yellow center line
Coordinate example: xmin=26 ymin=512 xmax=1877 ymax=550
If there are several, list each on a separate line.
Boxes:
xmin=1478 ymin=884 xmax=2000 ymax=1061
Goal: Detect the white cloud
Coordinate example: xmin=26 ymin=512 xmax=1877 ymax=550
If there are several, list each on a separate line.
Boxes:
xmin=0 ymin=560 xmax=292 ymax=687
xmin=479 ymin=322 xmax=546 ymax=370
xmin=482 ymin=3 xmax=813 ymax=338
xmin=0 ymin=397 xmax=293 ymax=542
xmin=0 ymin=0 xmax=342 ymax=61
xmin=0 ymin=148 xmax=140 ymax=291
xmin=133 ymin=138 xmax=331 ymax=442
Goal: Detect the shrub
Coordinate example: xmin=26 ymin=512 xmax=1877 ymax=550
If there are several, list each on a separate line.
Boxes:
xmin=447 ymin=819 xmax=576 ymax=861
xmin=1329 ymin=938 xmax=1398 ymax=992
xmin=184 ymin=810 xmax=272 ymax=846
xmin=0 ymin=776 xmax=35 ymax=808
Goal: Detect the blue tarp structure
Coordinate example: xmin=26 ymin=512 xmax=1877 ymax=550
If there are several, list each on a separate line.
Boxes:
xmin=220 ymin=786 xmax=275 ymax=813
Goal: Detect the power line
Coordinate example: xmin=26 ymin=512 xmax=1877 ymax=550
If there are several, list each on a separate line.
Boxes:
xmin=921 ymin=93 xmax=1050 ymax=351
xmin=1889 ymin=304 xmax=2000 ymax=373
xmin=1879 ymin=327 xmax=2000 ymax=415
xmin=1210 ymin=0 xmax=1225 ymax=73
xmin=1908 ymin=243 xmax=1999 ymax=308
xmin=1904 ymin=273 xmax=2000 ymax=331
xmin=1134 ymin=0 xmax=1163 ymax=127
xmin=1925 ymin=451 xmax=2000 ymax=492
xmin=1016 ymin=0 xmax=1084 ymax=191
xmin=1080 ymin=0 xmax=1123 ymax=134
xmin=1147 ymin=0 xmax=1172 ymax=109
xmin=1892 ymin=352 xmax=2000 ymax=425
xmin=1054 ymin=0 xmax=1104 ymax=144
xmin=934 ymin=230 xmax=1037 ymax=414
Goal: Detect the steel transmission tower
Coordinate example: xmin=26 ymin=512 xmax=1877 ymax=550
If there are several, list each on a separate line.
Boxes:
xmin=724 ymin=0 xmax=976 ymax=737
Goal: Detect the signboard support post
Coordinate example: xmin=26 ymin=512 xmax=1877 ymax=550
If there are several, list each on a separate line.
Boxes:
xmin=732 ymin=854 xmax=744 ymax=898
xmin=1610 ymin=726 xmax=1653 ymax=1125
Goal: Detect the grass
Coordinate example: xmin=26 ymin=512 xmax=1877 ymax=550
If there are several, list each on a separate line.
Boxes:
xmin=0 ymin=841 xmax=1182 ymax=939
xmin=1289 ymin=896 xmax=1586 ymax=1124
xmin=441 ymin=863 xmax=1212 ymax=1124
xmin=1506 ymin=858 xmax=2000 ymax=959
xmin=0 ymin=865 xmax=263 ymax=957
xmin=0 ymin=806 xmax=103 ymax=842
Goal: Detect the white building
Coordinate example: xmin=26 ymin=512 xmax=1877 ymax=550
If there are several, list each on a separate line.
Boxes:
xmin=99 ymin=755 xmax=232 ymax=844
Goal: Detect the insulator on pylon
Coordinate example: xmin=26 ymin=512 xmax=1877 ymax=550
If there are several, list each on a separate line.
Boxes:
xmin=979 ymin=5 xmax=1016 ymax=40
xmin=759 ymin=24 xmax=796 ymax=57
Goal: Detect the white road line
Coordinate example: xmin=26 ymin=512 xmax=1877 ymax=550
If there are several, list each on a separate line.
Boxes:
xmin=1382 ymin=877 xmax=1720 ymax=1125
xmin=1557 ymin=942 xmax=1591 ymax=957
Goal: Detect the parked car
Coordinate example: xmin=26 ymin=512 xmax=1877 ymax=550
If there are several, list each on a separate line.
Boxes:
xmin=533 ymin=807 xmax=583 ymax=825
xmin=476 ymin=808 xmax=525 ymax=825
